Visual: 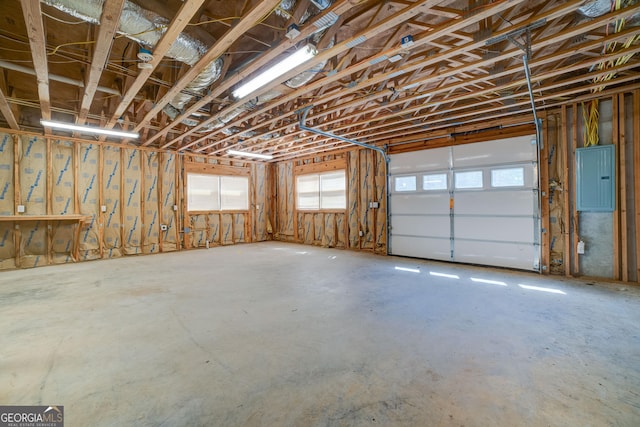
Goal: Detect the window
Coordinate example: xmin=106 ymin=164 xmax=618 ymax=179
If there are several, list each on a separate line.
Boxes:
xmin=423 ymin=173 xmax=447 ymax=190
xmin=296 ymin=170 xmax=346 ymax=210
xmin=491 ymin=167 xmax=524 ymax=187
xmin=187 ymin=173 xmax=249 ymax=211
xmin=455 ymin=170 xmax=483 ymax=189
xmin=395 ymin=176 xmax=416 ymax=192
xmin=220 ymin=176 xmax=249 ymax=210
xmin=187 ymin=174 xmax=220 ymax=211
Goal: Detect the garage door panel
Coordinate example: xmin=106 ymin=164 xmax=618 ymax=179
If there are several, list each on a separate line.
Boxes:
xmin=391 ymin=193 xmax=450 ymax=215
xmin=454 ymin=240 xmax=537 ymax=270
xmin=390 ymin=134 xmax=539 ymax=271
xmin=392 ymin=236 xmax=450 ymax=261
xmin=453 ymin=135 xmax=536 ymax=167
xmin=454 ymin=216 xmax=534 ymax=243
xmin=455 ymin=191 xmax=535 ymax=216
xmin=389 ymin=147 xmax=449 ymax=174
xmin=392 ymin=215 xmax=450 ymax=238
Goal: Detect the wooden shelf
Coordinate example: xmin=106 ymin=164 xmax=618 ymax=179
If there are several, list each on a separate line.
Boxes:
xmin=0 ymin=214 xmax=92 ymax=222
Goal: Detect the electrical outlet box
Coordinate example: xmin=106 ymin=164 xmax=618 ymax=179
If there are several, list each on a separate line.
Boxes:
xmin=173 ymin=205 xmax=178 ymax=211
xmin=160 ymin=224 xmax=168 ymax=231
xmin=17 ymin=205 xmax=25 ymax=213
xmin=401 ymin=35 xmax=414 ymax=48
xmin=285 ymin=24 xmax=300 ymax=40
xmin=101 ymin=205 xmax=107 ymax=212
xmin=358 ymin=230 xmax=364 ymax=237
xmin=577 ymin=240 xmax=585 ymax=255
xmin=256 ymin=204 xmax=260 ymax=210
xmin=369 ymin=201 xmax=379 ymax=208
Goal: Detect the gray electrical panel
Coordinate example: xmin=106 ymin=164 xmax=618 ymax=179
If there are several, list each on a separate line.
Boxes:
xmin=576 ymin=145 xmax=615 ymax=212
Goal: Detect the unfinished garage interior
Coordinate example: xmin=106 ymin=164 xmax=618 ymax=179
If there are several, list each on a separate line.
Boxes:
xmin=1 ymin=0 xmax=640 ymax=425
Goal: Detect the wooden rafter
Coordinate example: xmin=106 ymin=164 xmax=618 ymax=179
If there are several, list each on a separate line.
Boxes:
xmin=20 ymin=0 xmax=51 ymax=123
xmin=77 ymin=0 xmax=125 ymax=124
xmin=107 ymin=0 xmax=207 ymax=128
xmin=136 ymin=0 xmax=282 ymax=134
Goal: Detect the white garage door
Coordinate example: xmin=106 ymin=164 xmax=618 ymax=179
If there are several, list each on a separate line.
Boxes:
xmin=389 ymin=135 xmax=540 ymax=271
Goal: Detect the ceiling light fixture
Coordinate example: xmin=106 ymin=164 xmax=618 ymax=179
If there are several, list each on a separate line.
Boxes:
xmin=227 ymin=149 xmax=273 ymax=160
xmin=41 ymin=120 xmax=139 ymax=139
xmin=232 ymin=44 xmax=317 ymax=99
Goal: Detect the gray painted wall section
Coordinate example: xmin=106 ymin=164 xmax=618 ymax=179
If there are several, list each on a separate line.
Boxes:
xmin=576 ymin=99 xmax=614 ymax=279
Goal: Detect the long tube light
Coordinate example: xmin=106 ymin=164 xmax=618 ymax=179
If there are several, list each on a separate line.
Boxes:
xmin=227 ymin=149 xmax=273 ymax=160
xmin=41 ymin=120 xmax=139 ymax=139
xmin=232 ymin=44 xmax=317 ymax=99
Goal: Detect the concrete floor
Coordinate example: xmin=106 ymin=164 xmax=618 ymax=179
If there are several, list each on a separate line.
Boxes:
xmin=1 ymin=242 xmax=639 ymax=426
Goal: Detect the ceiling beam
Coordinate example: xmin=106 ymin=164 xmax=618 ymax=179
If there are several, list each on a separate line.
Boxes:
xmin=135 ymin=0 xmax=282 ymax=133
xmin=77 ymin=0 xmax=125 ymax=124
xmin=107 ymin=0 xmax=207 ymax=127
xmin=20 ymin=0 xmax=51 ymax=125
xmin=0 ymin=87 xmax=19 ymax=130
xmin=144 ymin=0 xmax=364 ymax=147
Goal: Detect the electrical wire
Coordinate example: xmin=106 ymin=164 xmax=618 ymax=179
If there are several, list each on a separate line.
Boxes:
xmin=42 ymin=11 xmax=86 ymax=25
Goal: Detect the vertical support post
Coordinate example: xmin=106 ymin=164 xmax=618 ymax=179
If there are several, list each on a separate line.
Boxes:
xmin=618 ymin=93 xmax=628 ymax=281
xmin=13 ymin=134 xmax=21 ymax=268
xmin=561 ymin=105 xmax=571 ymax=277
xmin=572 ymin=103 xmax=580 ymax=275
xmin=140 ymin=150 xmax=145 ymax=253
xmin=633 ymin=90 xmax=640 ymax=281
xmin=613 ymin=95 xmax=620 ymax=280
xmin=119 ymin=147 xmax=125 ymax=255
xmin=46 ymin=137 xmax=52 ymax=265
xmin=98 ymin=145 xmax=104 ymax=258
xmin=157 ymin=152 xmax=164 ymax=253
xmin=540 ymin=112 xmax=550 ymax=274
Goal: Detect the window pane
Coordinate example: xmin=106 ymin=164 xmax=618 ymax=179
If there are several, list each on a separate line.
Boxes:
xmin=395 ymin=176 xmax=416 ymax=192
xmin=220 ymin=176 xmax=249 ymax=210
xmin=491 ymin=167 xmax=524 ymax=187
xmin=455 ymin=171 xmax=483 ymax=189
xmin=320 ymin=171 xmax=346 ymax=209
xmin=423 ymin=173 xmax=447 ymax=190
xmin=297 ymin=174 xmax=319 ymax=210
xmin=187 ymin=173 xmax=219 ymax=211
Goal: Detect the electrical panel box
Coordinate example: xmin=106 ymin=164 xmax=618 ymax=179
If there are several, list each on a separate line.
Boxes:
xmin=576 ymin=145 xmax=615 ymax=212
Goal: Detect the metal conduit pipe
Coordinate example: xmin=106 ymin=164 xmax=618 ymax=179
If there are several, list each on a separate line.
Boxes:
xmin=0 ymin=60 xmax=122 ymax=96
xmin=522 ymin=54 xmax=543 ymax=273
xmin=298 ymin=105 xmax=391 ymax=254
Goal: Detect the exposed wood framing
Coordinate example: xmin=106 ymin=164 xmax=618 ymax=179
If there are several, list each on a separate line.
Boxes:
xmin=77 ymin=0 xmax=125 ymax=124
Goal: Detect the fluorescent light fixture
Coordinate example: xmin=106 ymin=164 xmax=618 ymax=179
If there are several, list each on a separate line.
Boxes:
xmin=227 ymin=149 xmax=273 ymax=160
xmin=395 ymin=266 xmax=420 ymax=273
xmin=518 ymin=284 xmax=566 ymax=295
xmin=41 ymin=120 xmax=139 ymax=139
xmin=232 ymin=44 xmax=317 ymax=99
xmin=429 ymin=271 xmax=459 ymax=279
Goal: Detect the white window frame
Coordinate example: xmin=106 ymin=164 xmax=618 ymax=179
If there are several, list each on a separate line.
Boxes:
xmin=491 ymin=167 xmax=525 ymax=188
xmin=422 ymin=173 xmax=448 ymax=191
xmin=394 ymin=175 xmax=417 ymax=192
xmin=187 ymin=172 xmax=249 ymax=212
xmin=454 ymin=170 xmax=484 ymax=190
xmin=296 ymin=170 xmax=347 ymax=211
